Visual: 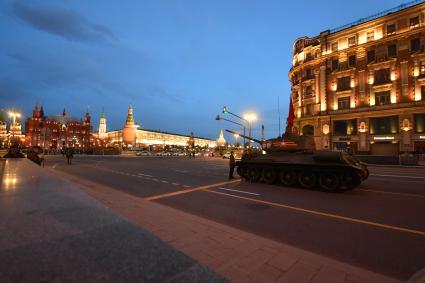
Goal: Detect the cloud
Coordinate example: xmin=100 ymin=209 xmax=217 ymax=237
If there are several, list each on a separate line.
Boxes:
xmin=7 ymin=52 xmax=29 ymax=63
xmin=12 ymin=1 xmax=115 ymax=42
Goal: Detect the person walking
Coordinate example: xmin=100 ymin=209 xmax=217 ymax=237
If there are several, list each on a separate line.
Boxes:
xmin=229 ymin=151 xmax=236 ymax=179
xmin=66 ymin=148 xmax=74 ymax=165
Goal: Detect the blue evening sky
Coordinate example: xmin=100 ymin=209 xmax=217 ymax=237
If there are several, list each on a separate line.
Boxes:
xmin=0 ymin=0 xmax=403 ymax=140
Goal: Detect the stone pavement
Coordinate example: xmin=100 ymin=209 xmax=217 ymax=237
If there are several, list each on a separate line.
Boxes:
xmin=0 ymin=159 xmax=225 ymax=282
xmin=46 ymin=161 xmax=402 ymax=283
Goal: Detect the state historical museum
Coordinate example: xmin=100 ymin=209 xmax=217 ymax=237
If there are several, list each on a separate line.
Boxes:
xmin=25 ymin=104 xmax=93 ymax=150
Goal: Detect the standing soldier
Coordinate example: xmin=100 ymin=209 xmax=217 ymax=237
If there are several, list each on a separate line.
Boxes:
xmin=66 ymin=148 xmax=74 ymax=165
xmin=229 ymin=151 xmax=236 ymax=179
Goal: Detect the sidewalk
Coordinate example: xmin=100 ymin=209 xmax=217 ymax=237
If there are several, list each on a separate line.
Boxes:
xmin=45 ymin=162 xmax=402 ymax=283
xmin=0 ymin=159 xmax=225 ymax=282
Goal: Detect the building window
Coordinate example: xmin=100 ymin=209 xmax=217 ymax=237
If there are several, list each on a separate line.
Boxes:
xmin=333 ymin=120 xmax=357 ymax=136
xmin=304 ymin=68 xmax=313 ymax=80
xmin=375 ymin=91 xmax=391 ymax=105
xmin=303 ymin=85 xmax=313 ymax=97
xmin=331 ymin=59 xmax=339 ymax=71
xmin=305 ymin=53 xmax=313 ymax=61
xmin=420 ymin=64 xmax=425 ymax=78
xmin=304 ymin=104 xmax=314 ymax=116
xmin=348 ymin=36 xmax=356 ymax=47
xmin=370 ymin=116 xmax=399 ymax=134
xmin=411 ymin=38 xmax=420 ymax=52
xmin=388 ymin=44 xmax=397 ymax=57
xmin=337 ymin=76 xmax=351 ymax=91
xmin=410 ymin=16 xmax=420 ymax=28
xmin=337 ymin=97 xmax=351 ymax=110
xmin=367 ymin=50 xmax=375 ymax=63
xmin=374 ymin=68 xmax=391 ymax=85
xmin=293 ymin=73 xmax=299 ymax=84
xmin=386 ymin=24 xmax=396 ymax=35
xmin=415 ymin=114 xmax=425 ymax=133
xmin=421 ymin=86 xmax=425 ymax=99
xmin=331 ymin=42 xmax=338 ymax=52
xmin=367 ymin=31 xmax=374 ymax=41
xmin=348 ymin=55 xmax=356 ymax=67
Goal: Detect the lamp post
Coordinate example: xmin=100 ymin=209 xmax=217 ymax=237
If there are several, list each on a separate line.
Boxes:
xmin=243 ymin=112 xmax=257 ymax=147
xmin=8 ymin=111 xmax=21 ymax=145
xmin=215 ymin=115 xmax=246 ymax=146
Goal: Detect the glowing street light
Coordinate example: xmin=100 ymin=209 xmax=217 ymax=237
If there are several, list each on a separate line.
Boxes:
xmin=243 ymin=112 xmax=257 ymax=141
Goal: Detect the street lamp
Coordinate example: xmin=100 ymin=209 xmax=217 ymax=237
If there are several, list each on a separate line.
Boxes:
xmin=243 ymin=112 xmax=257 ymax=142
xmin=8 ymin=111 xmax=21 ymax=145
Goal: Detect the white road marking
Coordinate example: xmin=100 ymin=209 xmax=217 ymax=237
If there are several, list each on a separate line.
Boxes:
xmin=52 ymin=163 xmax=58 ymax=169
xmin=161 ymin=180 xmax=168 ymax=183
xmin=218 ymin=187 xmax=260 ymax=196
xmin=370 ymin=174 xmax=425 ymax=180
xmin=175 ymin=170 xmax=189 ymax=173
xmin=138 ymin=173 xmax=153 ymax=177
xmin=152 ymin=178 xmax=159 ymax=182
xmin=183 ymin=185 xmax=191 ymax=188
xmin=172 ymin=182 xmax=180 ymax=186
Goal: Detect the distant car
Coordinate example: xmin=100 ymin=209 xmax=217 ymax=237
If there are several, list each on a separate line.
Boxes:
xmin=136 ymin=151 xmax=151 ymax=156
xmin=222 ymin=152 xmax=231 ymax=159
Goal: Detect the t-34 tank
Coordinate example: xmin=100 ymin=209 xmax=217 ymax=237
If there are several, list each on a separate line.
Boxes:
xmin=227 ymin=129 xmax=369 ymax=192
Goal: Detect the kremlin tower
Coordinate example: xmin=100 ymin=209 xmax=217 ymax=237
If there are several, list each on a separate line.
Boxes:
xmin=98 ymin=108 xmax=107 ymax=140
xmin=122 ymin=105 xmax=136 ymax=145
xmin=217 ymin=129 xmax=226 ymax=147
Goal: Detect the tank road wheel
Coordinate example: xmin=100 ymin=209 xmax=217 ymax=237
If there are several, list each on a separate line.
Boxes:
xmin=319 ymin=173 xmax=340 ymax=192
xmin=247 ymin=167 xmax=260 ymax=182
xmin=340 ymin=173 xmax=361 ymax=191
xmin=261 ymin=168 xmax=277 ymax=184
xmin=236 ymin=165 xmax=247 ymax=178
xmin=298 ymin=171 xmax=317 ymax=189
xmin=279 ymin=170 xmax=297 ymax=186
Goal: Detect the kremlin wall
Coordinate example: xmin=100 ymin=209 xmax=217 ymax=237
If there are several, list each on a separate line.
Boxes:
xmin=102 ymin=105 xmax=217 ymax=148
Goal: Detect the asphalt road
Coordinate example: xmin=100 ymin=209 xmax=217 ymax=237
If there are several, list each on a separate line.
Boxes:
xmin=45 ymin=155 xmax=425 ymax=281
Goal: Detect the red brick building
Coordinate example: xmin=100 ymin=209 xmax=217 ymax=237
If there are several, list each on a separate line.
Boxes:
xmin=25 ymin=104 xmax=93 ymax=150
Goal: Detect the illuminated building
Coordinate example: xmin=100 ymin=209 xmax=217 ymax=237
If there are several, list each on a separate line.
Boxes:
xmin=289 ymin=1 xmax=425 ymax=155
xmin=105 ymin=105 xmax=217 ymax=148
xmin=0 ymin=111 xmax=8 ymax=147
xmin=25 ymin=104 xmax=93 ymax=149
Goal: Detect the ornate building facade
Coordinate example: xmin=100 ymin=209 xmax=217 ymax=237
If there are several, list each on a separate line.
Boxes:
xmin=289 ymin=2 xmax=425 ymax=155
xmin=25 ymin=105 xmax=93 ymax=150
xmin=0 ymin=109 xmax=25 ymax=147
xmin=104 ymin=105 xmax=217 ymax=148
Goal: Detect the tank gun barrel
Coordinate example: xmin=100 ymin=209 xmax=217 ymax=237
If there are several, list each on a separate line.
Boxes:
xmin=225 ymin=129 xmax=263 ymax=146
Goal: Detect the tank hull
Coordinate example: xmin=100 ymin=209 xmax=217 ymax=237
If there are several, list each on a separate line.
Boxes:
xmin=235 ymin=151 xmax=369 ymax=192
